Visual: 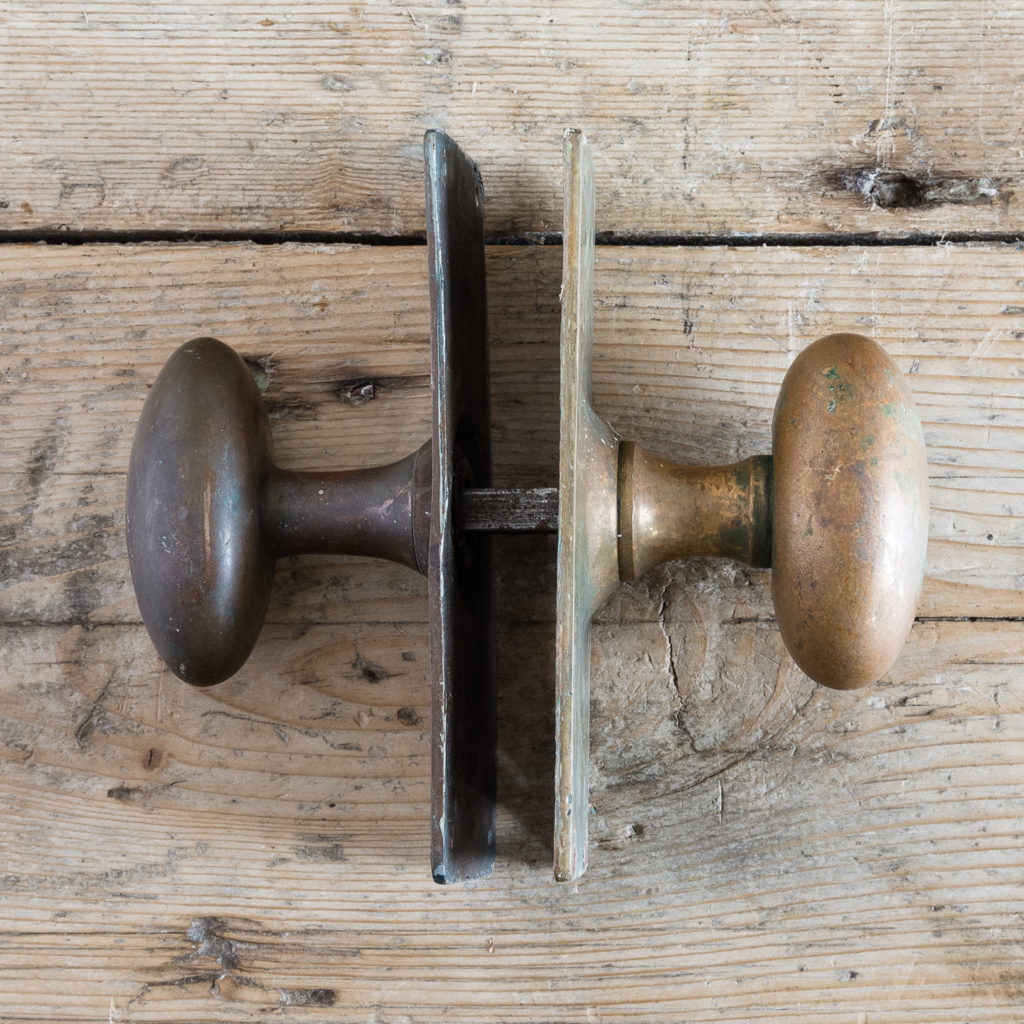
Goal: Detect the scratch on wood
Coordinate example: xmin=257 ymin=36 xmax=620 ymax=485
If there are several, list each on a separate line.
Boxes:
xmin=74 ymin=671 xmax=117 ymax=748
xmin=657 ymin=584 xmax=679 ymax=695
xmin=199 ymin=709 xmax=362 ymax=751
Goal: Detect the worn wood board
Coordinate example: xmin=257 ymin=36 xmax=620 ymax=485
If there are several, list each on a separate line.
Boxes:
xmin=4 ymin=1 xmax=1024 ymax=236
xmin=1 ymin=242 xmax=1022 ymax=1021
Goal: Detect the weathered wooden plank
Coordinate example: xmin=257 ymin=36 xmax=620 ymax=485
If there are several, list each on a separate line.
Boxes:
xmin=2 ymin=240 xmax=1023 ymax=1020
xmin=4 ymin=2 xmax=1024 ymax=236
xmin=0 ymin=614 xmax=1021 ymax=1021
xmin=2 ymin=242 xmax=1023 ymax=622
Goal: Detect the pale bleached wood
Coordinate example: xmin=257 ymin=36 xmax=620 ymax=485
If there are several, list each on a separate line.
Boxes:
xmin=0 ymin=616 xmax=1021 ymax=1022
xmin=1 ymin=241 xmax=1023 ymax=1022
xmin=4 ymin=2 xmax=1024 ymax=236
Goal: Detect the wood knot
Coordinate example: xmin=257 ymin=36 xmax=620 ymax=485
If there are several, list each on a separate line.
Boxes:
xmin=863 ymin=170 xmax=923 ymax=209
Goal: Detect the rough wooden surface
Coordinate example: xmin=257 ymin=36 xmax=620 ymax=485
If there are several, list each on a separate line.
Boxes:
xmin=1 ymin=243 xmax=1022 ymax=1021
xmin=5 ymin=1 xmax=1024 ymax=237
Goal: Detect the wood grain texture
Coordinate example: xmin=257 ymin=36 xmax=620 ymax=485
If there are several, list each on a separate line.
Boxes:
xmin=4 ymin=1 xmax=1024 ymax=237
xmin=1 ymin=242 xmax=1022 ymax=1021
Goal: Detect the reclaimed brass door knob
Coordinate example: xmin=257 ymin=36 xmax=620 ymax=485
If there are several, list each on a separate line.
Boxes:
xmin=126 ymin=335 xmax=432 ymax=685
xmin=126 ymin=128 xmax=929 ymax=886
xmin=127 ymin=131 xmax=499 ymax=885
xmin=554 ymin=130 xmax=929 ymax=881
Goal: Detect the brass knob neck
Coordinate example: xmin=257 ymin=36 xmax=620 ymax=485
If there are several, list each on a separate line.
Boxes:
xmin=262 ymin=442 xmax=431 ymax=573
xmin=617 ymin=442 xmax=772 ymax=581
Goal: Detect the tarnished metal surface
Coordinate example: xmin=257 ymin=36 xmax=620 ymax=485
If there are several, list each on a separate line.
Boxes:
xmin=619 ymin=446 xmax=772 ymax=580
xmin=554 ymin=129 xmax=620 ymax=883
xmin=265 ymin=443 xmax=430 ymax=571
xmin=127 ymin=132 xmax=519 ymax=884
xmin=425 ymin=129 xmax=496 ymax=883
xmin=618 ymin=331 xmax=927 ymax=692
xmin=459 ymin=487 xmax=559 ymax=532
xmin=772 ymin=332 xmax=928 ymax=690
xmin=126 ymin=338 xmax=276 ymax=686
xmin=126 ymin=337 xmax=430 ymax=688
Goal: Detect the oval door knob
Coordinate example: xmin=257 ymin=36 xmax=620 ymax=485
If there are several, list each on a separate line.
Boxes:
xmin=772 ymin=332 xmax=928 ymax=690
xmin=618 ymin=332 xmax=929 ymax=691
xmin=125 ymin=336 xmax=430 ymax=687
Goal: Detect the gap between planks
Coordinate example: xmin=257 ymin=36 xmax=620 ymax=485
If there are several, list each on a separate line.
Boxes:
xmin=1 ymin=229 xmax=1024 ymax=247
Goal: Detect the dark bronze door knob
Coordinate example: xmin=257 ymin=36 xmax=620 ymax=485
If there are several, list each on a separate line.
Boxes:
xmin=127 ymin=131 xmax=499 ymax=885
xmin=554 ymin=130 xmax=929 ymax=881
xmin=126 ymin=335 xmax=431 ymax=685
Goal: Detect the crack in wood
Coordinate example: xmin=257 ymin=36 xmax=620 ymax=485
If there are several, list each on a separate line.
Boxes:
xmin=1 ymin=229 xmax=1024 ymax=247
